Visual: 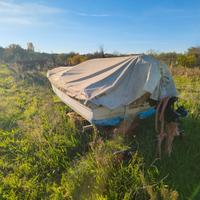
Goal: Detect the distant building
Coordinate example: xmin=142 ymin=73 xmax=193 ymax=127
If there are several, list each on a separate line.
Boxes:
xmin=27 ymin=42 xmax=34 ymax=52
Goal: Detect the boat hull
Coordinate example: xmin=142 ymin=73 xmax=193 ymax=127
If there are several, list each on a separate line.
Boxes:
xmin=52 ymin=84 xmax=150 ymax=125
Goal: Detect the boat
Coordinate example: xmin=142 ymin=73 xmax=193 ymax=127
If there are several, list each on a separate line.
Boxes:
xmin=47 ymin=54 xmax=177 ymax=126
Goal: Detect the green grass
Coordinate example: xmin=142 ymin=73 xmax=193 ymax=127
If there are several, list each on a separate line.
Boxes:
xmin=135 ymin=74 xmax=200 ymax=200
xmin=0 ymin=64 xmax=199 ymax=199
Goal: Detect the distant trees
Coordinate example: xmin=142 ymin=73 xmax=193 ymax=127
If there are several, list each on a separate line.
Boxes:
xmin=67 ymin=53 xmax=88 ymax=66
xmin=51 ymin=53 xmax=68 ymax=66
xmin=177 ymin=54 xmax=196 ymax=68
xmin=0 ymin=44 xmax=89 ymax=70
xmin=8 ymin=44 xmax=22 ymax=49
xmin=188 ymin=46 xmax=200 ymax=56
xmin=2 ymin=44 xmax=26 ymax=64
xmin=99 ymin=45 xmax=105 ymax=58
xmin=187 ymin=47 xmax=200 ymax=66
xmin=176 ymin=47 xmax=200 ymax=68
xmin=0 ymin=44 xmax=54 ymax=70
xmin=148 ymin=47 xmax=200 ymax=68
xmin=155 ymin=52 xmax=178 ymax=66
xmin=0 ymin=47 xmax=4 ymax=62
xmin=0 ymin=43 xmax=200 ymax=70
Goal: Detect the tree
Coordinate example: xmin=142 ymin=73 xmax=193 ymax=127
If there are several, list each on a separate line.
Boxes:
xmin=99 ymin=45 xmax=105 ymax=58
xmin=177 ymin=54 xmax=196 ymax=68
xmin=0 ymin=47 xmax=4 ymax=61
xmin=3 ymin=44 xmax=26 ymax=63
xmin=187 ymin=46 xmax=200 ymax=66
xmin=67 ymin=54 xmax=88 ymax=66
xmin=186 ymin=54 xmax=196 ymax=67
xmin=188 ymin=46 xmax=200 ymax=55
xmin=177 ymin=55 xmax=187 ymax=67
xmin=8 ymin=44 xmax=22 ymax=49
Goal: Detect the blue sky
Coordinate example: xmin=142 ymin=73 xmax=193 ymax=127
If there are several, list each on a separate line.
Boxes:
xmin=0 ymin=0 xmax=200 ymax=54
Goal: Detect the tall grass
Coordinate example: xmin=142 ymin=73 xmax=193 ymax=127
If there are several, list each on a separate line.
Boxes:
xmin=0 ymin=64 xmax=199 ymax=199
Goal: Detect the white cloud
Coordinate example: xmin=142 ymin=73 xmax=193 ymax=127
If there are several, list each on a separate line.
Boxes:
xmin=0 ymin=17 xmax=32 ymax=25
xmin=73 ymin=11 xmax=111 ymax=17
xmin=0 ymin=0 xmax=63 ymax=26
xmin=0 ymin=0 xmax=62 ymax=15
xmin=0 ymin=0 xmax=111 ymax=27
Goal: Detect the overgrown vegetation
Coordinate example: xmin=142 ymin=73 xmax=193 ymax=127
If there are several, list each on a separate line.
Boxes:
xmin=0 ymin=59 xmax=199 ymax=199
xmin=1 ymin=44 xmax=200 ymax=72
xmin=0 ymin=44 xmax=108 ymax=70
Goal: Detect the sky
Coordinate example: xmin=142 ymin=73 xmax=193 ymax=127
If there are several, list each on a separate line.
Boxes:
xmin=0 ymin=0 xmax=200 ymax=54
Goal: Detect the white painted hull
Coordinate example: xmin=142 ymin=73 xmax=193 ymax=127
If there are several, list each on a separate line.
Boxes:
xmin=52 ymin=84 xmax=150 ymax=124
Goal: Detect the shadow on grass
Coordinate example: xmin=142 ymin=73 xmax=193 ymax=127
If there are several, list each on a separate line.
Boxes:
xmin=132 ymin=116 xmax=200 ymax=200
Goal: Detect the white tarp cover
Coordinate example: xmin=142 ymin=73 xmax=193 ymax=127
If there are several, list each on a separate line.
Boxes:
xmin=47 ymin=54 xmax=177 ymax=109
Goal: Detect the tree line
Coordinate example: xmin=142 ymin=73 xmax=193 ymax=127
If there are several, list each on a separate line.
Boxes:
xmin=0 ymin=44 xmax=110 ymax=70
xmin=149 ymin=47 xmax=200 ymax=68
xmin=0 ymin=44 xmax=199 ymax=71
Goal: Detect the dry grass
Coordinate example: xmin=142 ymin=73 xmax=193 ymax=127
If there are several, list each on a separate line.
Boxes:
xmin=171 ymin=66 xmax=200 ymax=77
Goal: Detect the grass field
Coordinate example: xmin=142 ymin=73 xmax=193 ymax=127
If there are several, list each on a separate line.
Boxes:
xmin=137 ymin=73 xmax=200 ymax=200
xmin=0 ymin=64 xmax=199 ymax=200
